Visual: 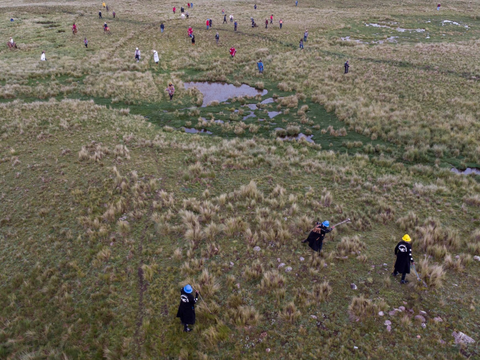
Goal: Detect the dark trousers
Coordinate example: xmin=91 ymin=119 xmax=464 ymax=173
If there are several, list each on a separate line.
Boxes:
xmin=345 ymin=68 xmax=349 ymax=74
xmin=393 ymin=271 xmax=406 ymax=281
xmin=169 ymin=94 xmax=173 ymax=100
xmin=280 ymin=24 xmax=282 ymax=29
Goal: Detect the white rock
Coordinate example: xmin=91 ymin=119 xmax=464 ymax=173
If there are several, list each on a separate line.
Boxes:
xmin=311 ymin=315 xmax=318 ymax=319
xmin=278 ymin=263 xmax=285 ymax=268
xmin=388 ymin=310 xmax=397 ymax=316
xmin=399 ymin=306 xmax=406 ymax=311
xmin=285 ymin=266 xmax=293 ymax=272
xmin=300 ymin=257 xmax=305 ymax=262
xmin=354 ymin=346 xmax=358 ymax=349
xmin=378 ymin=311 xmax=384 ymax=316
xmin=421 ymin=323 xmax=426 ymax=328
xmin=230 ymin=261 xmax=234 ymax=266
xmin=384 ymin=320 xmax=391 ymax=326
xmin=277 ymin=258 xmax=281 ymax=262
xmin=474 ymin=255 xmax=480 ymax=261
xmin=419 ymin=310 xmax=427 ymax=315
xmin=383 ymin=263 xmax=388 ymax=266
xmin=350 ymin=283 xmax=357 ymax=290
xmin=452 ymin=331 xmax=475 ymax=344
xmin=253 ymin=246 xmax=261 ymax=252
xmin=386 ymin=325 xmax=391 ymax=332
xmin=415 ymin=315 xmax=426 ymax=322
xmin=433 ymin=317 xmax=443 ymax=322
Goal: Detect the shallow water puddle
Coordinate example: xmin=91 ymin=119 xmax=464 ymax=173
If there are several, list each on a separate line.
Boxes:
xmin=268 ymin=111 xmax=281 ymax=119
xmin=243 ymin=112 xmax=256 ymax=120
xmin=365 ymin=23 xmax=425 ymax=32
xmin=442 ymin=20 xmax=469 ymax=28
xmin=184 ymin=82 xmax=267 ymax=107
xmin=451 ymin=167 xmax=480 ymax=175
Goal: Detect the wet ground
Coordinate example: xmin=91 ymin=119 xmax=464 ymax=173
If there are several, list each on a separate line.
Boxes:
xmin=184 ymin=82 xmax=268 ymax=107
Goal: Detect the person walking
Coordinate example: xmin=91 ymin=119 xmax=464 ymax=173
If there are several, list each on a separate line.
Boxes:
xmin=135 ymin=47 xmax=141 ymax=62
xmin=257 ymin=59 xmax=264 ymax=73
xmin=160 ymin=22 xmax=165 ymax=33
xmin=166 ymin=83 xmax=175 ymax=100
xmin=229 ymin=46 xmax=236 ymax=58
xmin=188 ymin=26 xmax=193 ymax=37
xmin=209 ymin=19 xmax=213 ymax=28
xmin=270 ymin=15 xmax=273 ymax=24
xmin=191 ymin=33 xmax=195 ymax=45
xmin=344 ymin=60 xmax=349 ymax=74
xmin=102 ymin=2 xmax=106 ymax=8
xmin=254 ymin=4 xmax=257 ymax=9
xmin=223 ymin=14 xmax=227 ymax=24
xmin=112 ymin=11 xmax=116 ymax=18
xmin=99 ymin=11 xmax=102 ymax=18
xmin=84 ymin=37 xmax=88 ymax=48
xmin=176 ymin=285 xmax=198 ymax=332
xmin=302 ymin=221 xmax=334 ymax=253
xmin=299 ymin=38 xmax=304 ymax=49
xmin=153 ymin=50 xmax=159 ymax=65
xmin=106 ymin=5 xmax=109 ymax=12
xmin=230 ymin=14 xmax=233 ymax=22
xmin=206 ymin=19 xmax=209 ymax=30
xmin=40 ymin=51 xmax=46 ymax=61
xmin=173 ymin=6 xmax=176 ymax=14
xmin=279 ymin=19 xmax=283 ymax=29
xmin=295 ymin=0 xmax=298 ymax=6
xmin=186 ymin=11 xmax=189 ymax=19
xmin=392 ymin=235 xmax=414 ymax=284
xmin=234 ymin=21 xmax=238 ymax=31
xmin=304 ymin=29 xmax=308 ymax=42
xmin=181 ymin=6 xmax=184 ymax=13
xmin=190 ymin=2 xmax=193 ymax=8
xmin=265 ymin=19 xmax=268 ymax=29
xmin=72 ymin=23 xmax=77 ymax=35
xmin=215 ymin=32 xmax=219 ymax=45
xmin=188 ymin=2 xmax=190 ymax=8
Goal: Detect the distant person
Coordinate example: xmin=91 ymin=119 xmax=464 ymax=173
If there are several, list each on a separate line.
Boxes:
xmin=10 ymin=37 xmax=14 ymax=45
xmin=191 ymin=33 xmax=195 ymax=45
xmin=437 ymin=3 xmax=441 ymax=10
xmin=215 ymin=31 xmax=219 ymax=44
xmin=186 ymin=11 xmax=189 ymax=19
xmin=84 ymin=37 xmax=88 ymax=48
xmin=135 ymin=47 xmax=141 ymax=62
xmin=392 ymin=234 xmax=414 ymax=284
xmin=181 ymin=6 xmax=184 ymax=13
xmin=102 ymin=2 xmax=106 ymax=8
xmin=222 ymin=9 xmax=224 ymax=14
xmin=302 ymin=221 xmax=334 ymax=253
xmin=223 ymin=14 xmax=227 ymax=24
xmin=188 ymin=27 xmax=193 ymax=37
xmin=176 ymin=285 xmax=198 ymax=332
xmin=40 ymin=51 xmax=46 ymax=61
xmin=173 ymin=6 xmax=176 ymax=14
xmin=99 ymin=11 xmax=102 ymax=18
xmin=304 ymin=29 xmax=308 ymax=41
xmin=229 ymin=46 xmax=236 ymax=58
xmin=106 ymin=5 xmax=109 ymax=12
xmin=190 ymin=3 xmax=193 ymax=8
xmin=230 ymin=14 xmax=233 ymax=22
xmin=153 ymin=50 xmax=159 ymax=65
xmin=166 ymin=83 xmax=175 ymax=100
xmin=234 ymin=21 xmax=238 ymax=31
xmin=265 ymin=19 xmax=268 ymax=29
xmin=112 ymin=11 xmax=116 ymax=18
xmin=72 ymin=23 xmax=77 ymax=35
xmin=344 ymin=60 xmax=349 ymax=74
xmin=206 ymin=19 xmax=209 ymax=30
xmin=270 ymin=15 xmax=273 ymax=24
xmin=254 ymin=4 xmax=257 ymax=9
xmin=209 ymin=19 xmax=213 ymax=27
xmin=279 ymin=19 xmax=283 ymax=29
xmin=104 ymin=22 xmax=108 ymax=31
xmin=257 ymin=59 xmax=264 ymax=73
xmin=188 ymin=2 xmax=190 ymax=8
xmin=296 ymin=0 xmax=298 ymax=6
xmin=299 ymin=38 xmax=304 ymax=49
xmin=160 ymin=22 xmax=165 ymax=32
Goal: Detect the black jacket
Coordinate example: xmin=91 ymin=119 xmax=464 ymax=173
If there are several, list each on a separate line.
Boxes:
xmin=394 ymin=241 xmax=413 ymax=274
xmin=305 ymin=225 xmax=332 ymax=252
xmin=176 ymin=289 xmax=198 ymax=324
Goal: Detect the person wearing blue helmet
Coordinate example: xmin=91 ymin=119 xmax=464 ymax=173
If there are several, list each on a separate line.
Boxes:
xmin=302 ymin=220 xmax=334 ymax=253
xmin=176 ymin=284 xmax=198 ymax=332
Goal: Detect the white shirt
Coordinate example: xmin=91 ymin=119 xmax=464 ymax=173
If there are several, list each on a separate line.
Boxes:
xmin=40 ymin=53 xmax=46 ymax=61
xmin=153 ymin=51 xmax=159 ymax=63
xmin=10 ymin=39 xmax=14 ymax=43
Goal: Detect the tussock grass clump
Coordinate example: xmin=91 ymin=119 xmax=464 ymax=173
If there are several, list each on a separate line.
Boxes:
xmin=336 ymin=236 xmax=366 ymax=256
xmin=396 ymin=211 xmax=419 ymax=231
xmin=464 ymin=194 xmax=480 ymax=207
xmin=417 ymin=259 xmax=446 ymax=289
xmin=311 ymin=281 xmax=333 ymax=302
xmin=260 ymin=270 xmax=285 ymax=290
xmin=416 ymin=219 xmax=460 ymax=252
xmin=348 ymin=295 xmax=385 ymax=321
xmin=279 ymin=302 xmax=301 ymax=323
xmin=230 ymin=306 xmax=261 ymax=326
xmin=244 ymin=259 xmax=264 ymax=281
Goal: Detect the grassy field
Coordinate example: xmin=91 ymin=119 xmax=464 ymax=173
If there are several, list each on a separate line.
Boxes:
xmin=1 ymin=0 xmax=480 ymax=359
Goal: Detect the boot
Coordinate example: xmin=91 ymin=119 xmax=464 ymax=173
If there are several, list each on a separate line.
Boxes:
xmin=400 ymin=280 xmax=409 ymax=284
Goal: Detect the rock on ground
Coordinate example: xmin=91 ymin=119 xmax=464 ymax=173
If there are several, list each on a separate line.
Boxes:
xmin=452 ymin=331 xmax=475 ymax=344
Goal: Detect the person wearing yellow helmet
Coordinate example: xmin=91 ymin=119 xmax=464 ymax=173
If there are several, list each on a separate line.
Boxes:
xmin=392 ymin=234 xmax=414 ymax=284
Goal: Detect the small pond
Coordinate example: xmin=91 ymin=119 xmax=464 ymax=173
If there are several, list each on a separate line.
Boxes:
xmin=184 ymin=82 xmax=268 ymax=107
xmin=451 ymin=167 xmax=480 ymax=175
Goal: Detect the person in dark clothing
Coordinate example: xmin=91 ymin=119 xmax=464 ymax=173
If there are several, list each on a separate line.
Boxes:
xmin=344 ymin=60 xmax=349 ymax=74
xmin=209 ymin=19 xmax=213 ymax=28
xmin=215 ymin=32 xmax=219 ymax=45
xmin=160 ymin=23 xmax=165 ymax=33
xmin=392 ymin=234 xmax=414 ymax=284
xmin=265 ymin=19 xmax=268 ymax=29
xmin=176 ymin=284 xmax=198 ymax=332
xmin=254 ymin=4 xmax=257 ymax=9
xmin=112 ymin=11 xmax=116 ymax=18
xmin=181 ymin=7 xmax=184 ymax=13
xmin=99 ymin=11 xmax=102 ymax=18
xmin=223 ymin=14 xmax=227 ymax=24
xmin=191 ymin=34 xmax=195 ymax=45
xmin=234 ymin=21 xmax=237 ymax=31
xmin=302 ymin=221 xmax=334 ymax=253
xmin=299 ymin=38 xmax=304 ymax=49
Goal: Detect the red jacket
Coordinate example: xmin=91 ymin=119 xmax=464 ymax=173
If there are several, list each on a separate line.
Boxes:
xmin=229 ymin=47 xmax=236 ymax=56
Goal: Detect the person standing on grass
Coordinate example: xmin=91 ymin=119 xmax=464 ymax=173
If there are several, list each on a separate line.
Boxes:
xmin=229 ymin=46 xmax=236 ymax=58
xmin=296 ymin=0 xmax=298 ymax=6
xmin=84 ymin=37 xmax=88 ymax=48
xmin=215 ymin=31 xmax=219 ymax=44
xmin=99 ymin=11 xmax=102 ymax=18
xmin=270 ymin=14 xmax=273 ymax=24
xmin=161 ymin=22 xmax=165 ymax=32
xmin=279 ymin=19 xmax=283 ymax=29
xmin=112 ymin=11 xmax=116 ymax=18
xmin=10 ymin=37 xmax=14 ymax=45
xmin=72 ymin=23 xmax=77 ymax=35
xmin=40 ymin=51 xmax=46 ymax=61
xmin=188 ymin=27 xmax=193 ymax=37
xmin=299 ymin=38 xmax=304 ymax=49
xmin=106 ymin=5 xmax=109 ymax=12
xmin=223 ymin=14 xmax=227 ymax=24
xmin=135 ymin=47 xmax=141 ymax=62
xmin=234 ymin=21 xmax=238 ymax=31
xmin=188 ymin=2 xmax=190 ymax=8
xmin=181 ymin=6 xmax=184 ymax=13
xmin=177 ymin=285 xmax=198 ymax=332
xmin=153 ymin=50 xmax=159 ymax=65
xmin=191 ymin=2 xmax=193 ymax=8
xmin=191 ymin=33 xmax=195 ymax=45
xmin=230 ymin=14 xmax=233 ymax=22
xmin=257 ymin=59 xmax=264 ymax=73
xmin=302 ymin=221 xmax=334 ymax=253
xmin=265 ymin=19 xmax=268 ymax=29
xmin=206 ymin=19 xmax=209 ymax=30
xmin=186 ymin=11 xmax=189 ymax=19
xmin=254 ymin=4 xmax=257 ymax=9
xmin=166 ymin=83 xmax=175 ymax=100
xmin=209 ymin=19 xmax=213 ymax=28
xmin=392 ymin=234 xmax=414 ymax=284
xmin=173 ymin=6 xmax=176 ymax=14
xmin=344 ymin=60 xmax=349 ymax=74
xmin=304 ymin=29 xmax=308 ymax=42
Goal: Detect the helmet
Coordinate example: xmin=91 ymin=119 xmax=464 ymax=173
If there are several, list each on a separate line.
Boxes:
xmin=183 ymin=284 xmax=193 ymax=293
xmin=322 ymin=221 xmax=330 ymax=227
xmin=402 ymin=234 xmax=411 ymax=242
xmin=136 ymin=47 xmax=138 ymax=50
